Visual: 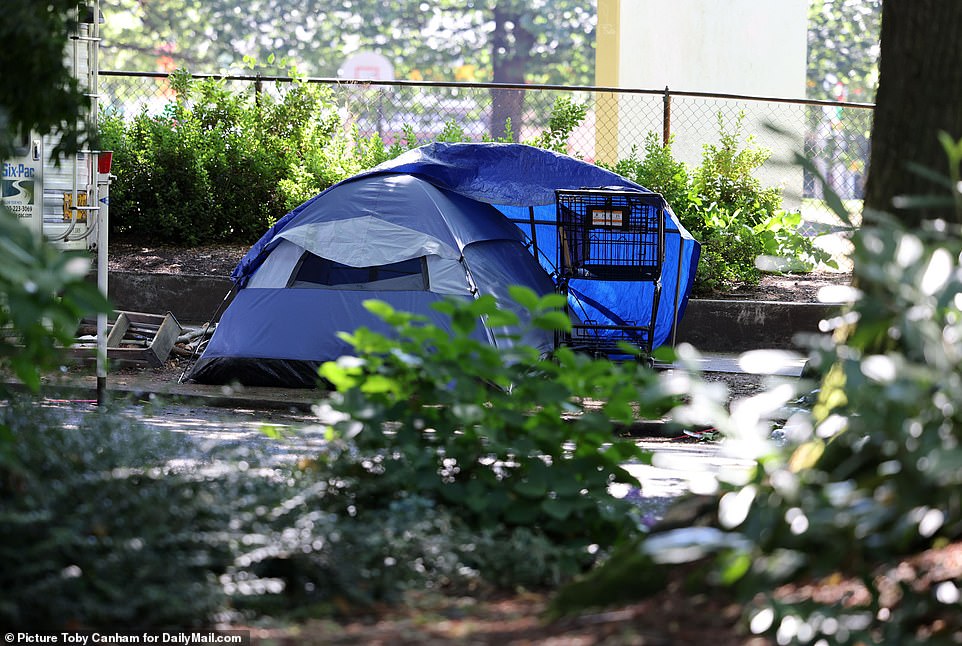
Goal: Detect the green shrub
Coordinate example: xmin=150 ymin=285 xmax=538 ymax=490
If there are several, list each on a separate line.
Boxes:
xmin=313 ymin=288 xmax=682 ymax=578
xmin=221 ymin=291 xmax=702 ymax=610
xmin=525 ymin=97 xmax=588 ymax=154
xmin=691 ymin=207 xmax=766 ymax=293
xmin=609 ymin=119 xmax=833 ymax=294
xmin=105 ymin=70 xmax=379 ymax=245
xmin=692 ymin=113 xmax=782 ymax=227
xmin=753 ymin=209 xmax=835 ymax=273
xmin=726 ymin=209 xmax=962 ymax=644
xmin=4 ymin=351 xmax=673 ymax=629
xmin=652 ymin=206 xmax=962 ymax=643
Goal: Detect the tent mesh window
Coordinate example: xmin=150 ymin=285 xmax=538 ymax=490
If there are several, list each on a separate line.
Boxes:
xmin=555 ymin=188 xmax=666 ymax=357
xmin=290 ymin=254 xmax=429 ymax=291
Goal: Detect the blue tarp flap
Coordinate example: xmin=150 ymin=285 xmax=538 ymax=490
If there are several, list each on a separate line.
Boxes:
xmin=365 ymin=142 xmax=642 ymax=206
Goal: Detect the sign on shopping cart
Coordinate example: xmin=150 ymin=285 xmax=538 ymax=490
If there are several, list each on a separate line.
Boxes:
xmin=590 ymin=206 xmax=626 ymax=227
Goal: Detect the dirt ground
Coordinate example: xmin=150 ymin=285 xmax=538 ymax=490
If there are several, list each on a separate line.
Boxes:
xmin=102 ymin=240 xmax=856 ymax=645
xmin=108 ymin=240 xmax=253 ymax=279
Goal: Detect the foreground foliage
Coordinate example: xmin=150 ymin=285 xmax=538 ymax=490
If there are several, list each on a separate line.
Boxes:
xmin=0 ymin=1 xmax=90 ymax=160
xmin=100 ymin=70 xmax=409 ymax=245
xmin=556 ymin=148 xmax=962 ymax=644
xmin=0 ymin=404 xmax=234 ymax=627
xmin=0 ymin=397 xmax=625 ymax=629
xmin=0 ymin=210 xmax=110 ymax=396
xmin=317 ymin=289 xmax=681 ymax=571
xmin=730 ymin=209 xmax=962 ymax=644
xmin=0 ymin=291 xmax=698 ymax=629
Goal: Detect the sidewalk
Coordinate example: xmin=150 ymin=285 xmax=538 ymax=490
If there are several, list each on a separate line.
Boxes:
xmin=33 ymin=350 xmax=807 ymax=413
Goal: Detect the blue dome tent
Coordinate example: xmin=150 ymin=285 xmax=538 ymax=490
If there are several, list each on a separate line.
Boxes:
xmin=187 ymin=143 xmax=700 ymax=387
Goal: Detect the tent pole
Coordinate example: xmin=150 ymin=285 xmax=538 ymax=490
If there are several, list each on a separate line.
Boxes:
xmin=458 ymin=256 xmax=498 ymax=348
xmin=178 ymin=285 xmax=236 ymax=383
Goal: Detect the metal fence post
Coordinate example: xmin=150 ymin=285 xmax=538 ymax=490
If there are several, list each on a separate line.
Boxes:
xmin=663 ymin=86 xmax=671 ymax=146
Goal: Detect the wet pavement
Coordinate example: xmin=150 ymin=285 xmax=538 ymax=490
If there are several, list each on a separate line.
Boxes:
xmin=39 ymin=395 xmax=755 ymax=517
xmin=27 ymin=348 xmax=789 ymax=516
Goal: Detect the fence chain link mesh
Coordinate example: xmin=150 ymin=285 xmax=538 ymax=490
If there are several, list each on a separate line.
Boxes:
xmin=101 ymin=72 xmax=873 ymax=271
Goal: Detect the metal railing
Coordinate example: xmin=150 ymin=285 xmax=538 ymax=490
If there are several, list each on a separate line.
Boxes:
xmin=99 ymin=71 xmax=874 ymax=270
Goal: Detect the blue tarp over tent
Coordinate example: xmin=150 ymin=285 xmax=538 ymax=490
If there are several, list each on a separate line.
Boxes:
xmin=188 ymin=143 xmax=700 ymax=387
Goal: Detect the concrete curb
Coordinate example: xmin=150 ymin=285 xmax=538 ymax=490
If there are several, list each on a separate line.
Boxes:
xmin=106 ymin=271 xmax=841 ymax=353
xmin=676 ymin=299 xmax=837 ymax=352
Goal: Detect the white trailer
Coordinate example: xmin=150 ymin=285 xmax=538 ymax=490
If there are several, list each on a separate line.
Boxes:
xmin=1 ymin=2 xmax=108 ymax=251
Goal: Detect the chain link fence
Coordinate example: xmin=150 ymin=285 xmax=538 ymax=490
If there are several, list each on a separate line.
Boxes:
xmin=100 ymin=71 xmax=873 ymax=271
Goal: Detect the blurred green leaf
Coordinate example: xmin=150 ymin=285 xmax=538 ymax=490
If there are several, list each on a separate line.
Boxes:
xmin=532 ymin=310 xmax=572 ymax=332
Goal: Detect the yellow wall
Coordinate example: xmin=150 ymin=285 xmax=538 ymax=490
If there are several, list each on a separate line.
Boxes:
xmin=594 ymin=0 xmax=620 ymax=165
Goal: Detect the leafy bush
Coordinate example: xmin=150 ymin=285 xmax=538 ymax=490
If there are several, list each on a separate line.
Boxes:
xmin=690 ymin=114 xmax=834 ymax=282
xmin=753 ymin=209 xmax=835 ymax=272
xmin=313 ymin=288 xmax=682 ymax=579
xmin=725 ymin=208 xmax=962 ymax=644
xmin=525 ymin=97 xmax=588 ymax=154
xmin=608 ymin=120 xmax=833 ymax=294
xmin=102 ymin=69 xmax=389 ymax=245
xmin=5 ymin=288 xmax=695 ymax=627
xmin=692 ymin=113 xmax=783 ymax=227
xmin=221 ymin=291 xmax=701 ymax=610
xmin=689 ymin=205 xmax=767 ymax=293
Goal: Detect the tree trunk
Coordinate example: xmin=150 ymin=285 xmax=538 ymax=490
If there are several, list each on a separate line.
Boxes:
xmin=862 ymin=1 xmax=962 ymax=227
xmin=489 ymin=6 xmax=534 ymax=141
